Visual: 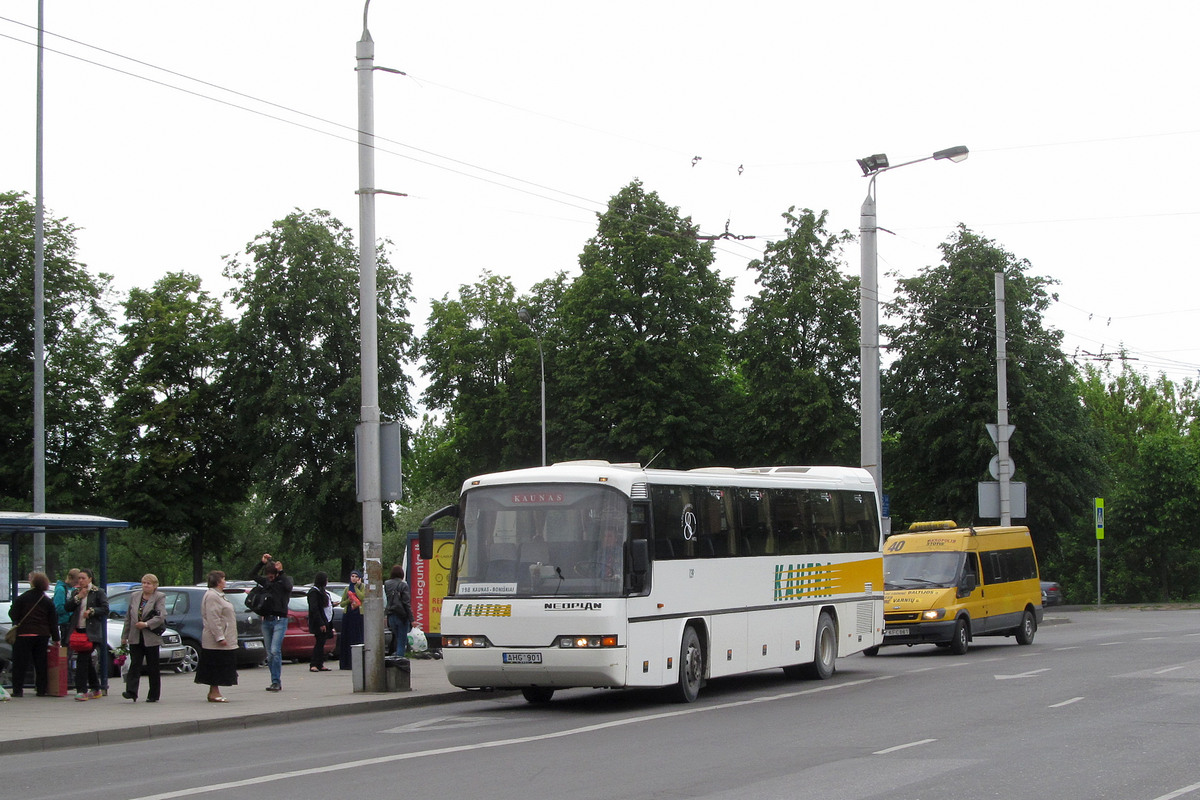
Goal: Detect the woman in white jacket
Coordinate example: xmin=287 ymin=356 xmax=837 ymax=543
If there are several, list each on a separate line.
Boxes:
xmin=194 ymin=571 xmax=238 ymax=703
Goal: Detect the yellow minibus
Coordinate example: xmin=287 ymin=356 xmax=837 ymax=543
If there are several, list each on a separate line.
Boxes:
xmin=875 ymin=521 xmax=1042 ymax=655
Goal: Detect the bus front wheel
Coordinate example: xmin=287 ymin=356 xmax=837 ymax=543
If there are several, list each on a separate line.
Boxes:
xmin=672 ymin=626 xmax=704 ymax=703
xmin=521 ymin=687 xmax=555 ymax=703
xmin=949 ymin=618 xmax=970 ymax=655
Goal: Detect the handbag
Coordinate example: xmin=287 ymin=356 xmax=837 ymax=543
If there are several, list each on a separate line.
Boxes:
xmin=68 ymin=629 xmax=93 ymax=653
xmin=6 ymin=599 xmax=39 ymax=644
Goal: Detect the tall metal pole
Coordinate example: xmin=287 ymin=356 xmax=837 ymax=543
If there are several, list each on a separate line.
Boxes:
xmin=859 ymin=178 xmax=882 ymax=501
xmin=538 ymin=342 xmax=546 ymax=466
xmin=994 ymin=272 xmax=1012 ymax=526
xmin=356 ymin=0 xmax=385 ymax=692
xmin=33 ymin=0 xmax=47 ymax=572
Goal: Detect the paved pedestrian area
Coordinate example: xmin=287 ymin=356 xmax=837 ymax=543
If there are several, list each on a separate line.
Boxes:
xmin=0 ymin=656 xmax=490 ymax=755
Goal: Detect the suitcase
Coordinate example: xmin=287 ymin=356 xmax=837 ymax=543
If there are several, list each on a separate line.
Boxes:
xmin=45 ymin=645 xmax=70 ymax=697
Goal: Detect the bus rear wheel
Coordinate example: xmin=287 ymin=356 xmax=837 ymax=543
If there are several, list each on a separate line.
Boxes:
xmin=521 ymin=687 xmax=555 ymax=703
xmin=797 ymin=611 xmax=837 ymax=680
xmin=672 ymin=626 xmax=704 ymax=703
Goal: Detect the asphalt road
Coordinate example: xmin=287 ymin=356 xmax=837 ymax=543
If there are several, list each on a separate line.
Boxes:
xmin=4 ymin=607 xmax=1199 ymax=800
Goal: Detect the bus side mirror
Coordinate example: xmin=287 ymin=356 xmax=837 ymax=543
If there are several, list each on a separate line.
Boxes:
xmin=417 ymin=504 xmax=459 ymax=560
xmin=958 ymin=573 xmax=977 ymax=598
xmin=418 ymin=526 xmax=435 ymax=561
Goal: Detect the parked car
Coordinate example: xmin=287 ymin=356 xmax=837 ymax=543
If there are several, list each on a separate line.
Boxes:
xmin=1041 ymin=580 xmax=1065 ymax=606
xmin=2 ymin=599 xmax=184 ymax=686
xmin=107 ymin=586 xmax=267 ymax=673
xmin=283 ymin=592 xmax=339 ymax=662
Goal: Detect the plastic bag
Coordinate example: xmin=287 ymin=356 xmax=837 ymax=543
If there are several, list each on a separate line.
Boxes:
xmin=407 ymin=625 xmax=428 ymax=654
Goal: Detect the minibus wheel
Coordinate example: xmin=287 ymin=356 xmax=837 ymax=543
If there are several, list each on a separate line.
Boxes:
xmin=949 ymin=618 xmax=970 ymax=655
xmin=1015 ymin=610 xmax=1036 ymax=645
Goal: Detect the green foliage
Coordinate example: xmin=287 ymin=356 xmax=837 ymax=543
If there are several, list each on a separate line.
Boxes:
xmin=221 ymin=209 xmax=415 ymax=575
xmin=102 ymin=272 xmax=249 ymax=583
xmin=417 ymin=271 xmax=542 ymax=479
xmin=882 ymin=225 xmax=1104 ymax=559
xmin=554 ymin=180 xmax=738 ymax=467
xmin=735 ymin=207 xmax=859 ymax=465
xmin=0 ymin=191 xmax=116 ymax=510
xmin=1072 ymin=363 xmax=1200 ymax=602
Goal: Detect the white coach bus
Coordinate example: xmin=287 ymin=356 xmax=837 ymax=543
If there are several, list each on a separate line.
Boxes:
xmin=419 ymin=460 xmax=884 ymax=703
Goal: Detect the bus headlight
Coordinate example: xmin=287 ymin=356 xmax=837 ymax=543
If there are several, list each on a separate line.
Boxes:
xmin=921 ymin=609 xmax=947 ymax=621
xmin=558 ymin=635 xmax=619 ymax=649
xmin=443 ymin=636 xmax=489 ymax=648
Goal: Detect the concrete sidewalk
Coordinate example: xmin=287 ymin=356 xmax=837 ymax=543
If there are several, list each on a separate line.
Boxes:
xmin=0 ymin=656 xmax=497 ymax=755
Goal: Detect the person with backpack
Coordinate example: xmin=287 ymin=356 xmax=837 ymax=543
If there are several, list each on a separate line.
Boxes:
xmin=306 ymin=572 xmax=334 ymax=671
xmin=248 ymin=553 xmax=293 ymax=692
xmin=383 ymin=564 xmax=413 ymax=658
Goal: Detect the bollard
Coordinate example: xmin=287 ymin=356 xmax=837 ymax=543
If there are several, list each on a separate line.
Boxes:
xmin=384 ymin=656 xmax=411 ymax=692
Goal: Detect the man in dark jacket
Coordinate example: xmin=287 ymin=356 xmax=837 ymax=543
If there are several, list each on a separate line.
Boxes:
xmin=249 ymin=553 xmax=293 ymax=692
xmin=383 ymin=564 xmax=413 ymax=658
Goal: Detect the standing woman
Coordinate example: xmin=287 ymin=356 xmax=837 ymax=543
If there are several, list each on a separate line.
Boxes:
xmin=64 ymin=568 xmax=109 ymax=701
xmin=337 ymin=570 xmax=365 ymax=670
xmin=120 ymin=573 xmax=166 ymax=702
xmin=306 ymin=572 xmax=333 ymax=671
xmin=195 ymin=570 xmax=238 ymax=703
xmin=8 ymin=572 xmax=59 ymax=697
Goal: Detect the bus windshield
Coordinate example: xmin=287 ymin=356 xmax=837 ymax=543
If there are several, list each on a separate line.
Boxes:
xmin=883 ymin=551 xmax=963 ymax=590
xmin=451 ymin=483 xmax=629 ymax=598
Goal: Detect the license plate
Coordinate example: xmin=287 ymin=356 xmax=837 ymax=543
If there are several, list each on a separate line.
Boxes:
xmin=243 ymin=640 xmax=264 ymax=649
xmin=884 ymin=628 xmax=909 ymax=636
xmin=502 ymin=652 xmax=542 ymax=664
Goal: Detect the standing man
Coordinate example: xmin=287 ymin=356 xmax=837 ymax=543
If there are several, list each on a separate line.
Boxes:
xmin=383 ymin=564 xmax=412 ymax=658
xmin=52 ymin=568 xmax=80 ymax=644
xmin=249 ymin=553 xmax=293 ymax=692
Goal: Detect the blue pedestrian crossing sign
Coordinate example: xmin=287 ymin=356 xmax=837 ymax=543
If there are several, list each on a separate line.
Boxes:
xmin=1094 ymin=498 xmax=1105 ymax=540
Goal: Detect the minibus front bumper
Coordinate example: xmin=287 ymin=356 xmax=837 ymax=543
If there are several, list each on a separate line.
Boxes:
xmin=880 ymin=619 xmax=958 ymax=647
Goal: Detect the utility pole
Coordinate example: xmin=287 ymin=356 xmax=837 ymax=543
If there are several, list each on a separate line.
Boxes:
xmin=356 ymin=1 xmax=385 ymax=692
xmin=994 ymin=272 xmax=1012 ymax=526
xmin=33 ymin=0 xmax=47 ymax=572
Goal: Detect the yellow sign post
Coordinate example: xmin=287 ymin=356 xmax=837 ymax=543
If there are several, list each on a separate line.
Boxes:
xmin=1094 ymin=498 xmax=1104 ymax=605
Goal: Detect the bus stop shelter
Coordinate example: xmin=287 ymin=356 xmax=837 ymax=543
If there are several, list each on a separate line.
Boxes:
xmin=1 ymin=511 xmax=127 ymax=602
xmin=2 ymin=511 xmax=128 ymax=691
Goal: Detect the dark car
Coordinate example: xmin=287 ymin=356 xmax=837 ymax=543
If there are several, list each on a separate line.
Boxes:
xmin=1041 ymin=580 xmax=1065 ymax=606
xmin=107 ymin=586 xmax=267 ymax=673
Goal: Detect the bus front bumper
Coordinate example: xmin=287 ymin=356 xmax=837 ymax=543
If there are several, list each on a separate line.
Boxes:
xmin=880 ymin=620 xmax=958 ymax=647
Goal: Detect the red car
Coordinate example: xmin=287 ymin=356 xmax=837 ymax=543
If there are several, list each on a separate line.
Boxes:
xmin=283 ymin=592 xmax=338 ymax=662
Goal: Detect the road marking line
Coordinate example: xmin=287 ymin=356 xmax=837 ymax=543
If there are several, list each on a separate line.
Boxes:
xmin=874 ymin=738 xmax=937 ymax=755
xmin=1154 ymin=665 xmax=1186 ymax=675
xmin=126 ymin=676 xmax=886 ymax=800
xmin=1150 ymin=780 xmax=1200 ymax=800
xmin=1049 ymin=696 xmax=1084 ymax=708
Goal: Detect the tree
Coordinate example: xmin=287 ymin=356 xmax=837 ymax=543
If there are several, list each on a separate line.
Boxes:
xmin=882 ymin=226 xmax=1103 ymax=556
xmin=417 ymin=271 xmax=541 ymax=482
xmin=102 ymin=272 xmax=249 ymax=583
xmin=735 ymin=207 xmax=859 ymax=466
xmin=0 ymin=190 xmax=115 ymax=511
xmin=554 ymin=180 xmax=738 ymax=468
xmin=1076 ymin=362 xmax=1200 ymax=602
xmin=222 ymin=209 xmax=415 ymax=574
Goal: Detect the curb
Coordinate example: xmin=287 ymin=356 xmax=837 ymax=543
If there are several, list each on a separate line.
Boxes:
xmin=0 ymin=688 xmax=516 ymax=756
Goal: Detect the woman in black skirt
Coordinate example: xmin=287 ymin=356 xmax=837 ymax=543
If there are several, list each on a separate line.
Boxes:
xmin=195 ymin=570 xmax=238 ymax=702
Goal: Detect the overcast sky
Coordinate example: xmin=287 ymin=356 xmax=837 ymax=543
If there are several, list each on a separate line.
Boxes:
xmin=3 ymin=1 xmax=1199 ymax=386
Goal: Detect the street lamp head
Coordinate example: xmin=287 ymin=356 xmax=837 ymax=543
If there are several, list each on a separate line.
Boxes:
xmin=933 ymin=145 xmax=969 ymax=163
xmin=857 ymin=153 xmax=890 ymax=176
xmin=518 ymin=308 xmax=532 ymax=325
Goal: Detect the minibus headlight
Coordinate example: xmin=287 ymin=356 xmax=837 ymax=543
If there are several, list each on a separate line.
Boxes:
xmin=443 ymin=636 xmax=489 ymax=648
xmin=921 ymin=609 xmax=947 ymax=621
xmin=558 ymin=635 xmax=619 ymax=648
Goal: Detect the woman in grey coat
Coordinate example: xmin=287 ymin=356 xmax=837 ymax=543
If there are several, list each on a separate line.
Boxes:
xmin=120 ymin=573 xmax=167 ymax=702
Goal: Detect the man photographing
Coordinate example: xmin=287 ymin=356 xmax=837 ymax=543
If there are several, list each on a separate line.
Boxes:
xmin=249 ymin=553 xmax=293 ymax=692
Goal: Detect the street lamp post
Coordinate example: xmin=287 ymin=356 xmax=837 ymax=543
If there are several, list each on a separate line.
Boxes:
xmin=518 ymin=309 xmax=547 ymax=466
xmin=857 ymin=146 xmax=968 ymax=520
